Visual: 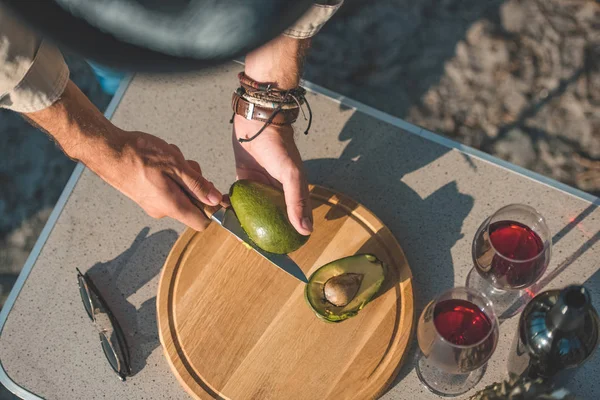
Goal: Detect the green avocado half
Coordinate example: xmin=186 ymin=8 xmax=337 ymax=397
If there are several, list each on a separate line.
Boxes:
xmin=229 ymin=180 xmax=309 ymax=254
xmin=305 ymin=254 xmax=386 ymax=323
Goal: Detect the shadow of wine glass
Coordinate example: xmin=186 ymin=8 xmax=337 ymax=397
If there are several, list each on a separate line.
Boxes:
xmin=552 ymin=203 xmax=598 ymax=246
xmin=465 ymin=267 xmax=534 ymax=321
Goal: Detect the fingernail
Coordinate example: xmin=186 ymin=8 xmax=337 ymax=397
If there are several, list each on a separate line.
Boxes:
xmin=207 ymin=189 xmax=221 ymax=206
xmin=301 ymin=216 xmax=313 ymax=233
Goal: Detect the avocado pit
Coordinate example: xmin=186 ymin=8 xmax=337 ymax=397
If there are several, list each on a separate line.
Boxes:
xmin=323 ymin=273 xmax=364 ymax=307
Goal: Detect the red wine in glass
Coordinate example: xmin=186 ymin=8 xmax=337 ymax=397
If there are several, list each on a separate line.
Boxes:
xmin=416 ymin=288 xmax=499 ymax=395
xmin=434 ymin=299 xmax=493 ymax=346
xmin=433 ymin=299 xmax=497 ymax=372
xmin=474 ymin=219 xmax=549 ymax=289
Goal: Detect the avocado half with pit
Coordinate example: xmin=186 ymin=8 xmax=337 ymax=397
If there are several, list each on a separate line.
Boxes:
xmin=229 ymin=180 xmax=309 ymax=254
xmin=305 ymin=254 xmax=386 ymax=323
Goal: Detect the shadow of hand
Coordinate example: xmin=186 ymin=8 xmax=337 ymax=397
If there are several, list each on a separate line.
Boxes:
xmin=304 ymin=111 xmax=475 ymax=389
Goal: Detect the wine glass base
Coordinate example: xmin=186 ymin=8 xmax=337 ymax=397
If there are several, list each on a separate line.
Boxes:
xmin=416 ymin=352 xmax=486 ymax=397
xmin=466 ymin=268 xmax=534 ymax=319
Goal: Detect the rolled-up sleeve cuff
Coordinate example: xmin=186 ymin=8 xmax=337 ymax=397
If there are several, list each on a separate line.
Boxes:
xmin=283 ymin=0 xmax=343 ymax=39
xmin=1 ymin=40 xmax=69 ymax=113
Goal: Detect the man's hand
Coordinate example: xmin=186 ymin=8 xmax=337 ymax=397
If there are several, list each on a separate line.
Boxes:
xmin=23 ymin=80 xmax=222 ymax=232
xmin=85 ymin=129 xmax=222 ymax=232
xmin=233 ymin=115 xmax=312 ymax=235
xmin=236 ymin=34 xmax=313 ymax=235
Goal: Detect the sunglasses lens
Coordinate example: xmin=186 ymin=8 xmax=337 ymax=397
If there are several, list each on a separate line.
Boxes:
xmin=79 ymin=270 xmax=131 ymax=380
xmin=78 ymin=275 xmax=94 ymax=321
xmin=99 ymin=332 xmax=122 ymax=378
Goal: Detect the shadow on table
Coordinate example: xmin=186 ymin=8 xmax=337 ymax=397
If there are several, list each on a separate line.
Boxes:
xmin=532 ymin=203 xmax=599 ymax=293
xmin=85 ymin=227 xmax=178 ymax=376
xmin=305 ymin=110 xmax=474 ymax=389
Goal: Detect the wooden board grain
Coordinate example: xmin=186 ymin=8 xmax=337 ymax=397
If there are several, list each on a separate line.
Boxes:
xmin=157 ymin=185 xmax=414 ymax=400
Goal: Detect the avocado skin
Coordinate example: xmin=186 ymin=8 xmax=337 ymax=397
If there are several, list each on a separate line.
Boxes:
xmin=229 ymin=180 xmax=309 ymax=254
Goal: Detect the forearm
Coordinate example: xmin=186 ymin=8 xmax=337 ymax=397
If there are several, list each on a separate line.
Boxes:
xmin=244 ymin=0 xmax=343 ymax=87
xmin=244 ymin=35 xmax=311 ymax=90
xmin=21 ymin=79 xmax=221 ymax=230
xmin=22 ymin=80 xmax=122 ymax=167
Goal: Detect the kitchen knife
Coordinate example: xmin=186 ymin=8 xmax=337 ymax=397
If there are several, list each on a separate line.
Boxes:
xmin=191 ymin=199 xmax=308 ymax=284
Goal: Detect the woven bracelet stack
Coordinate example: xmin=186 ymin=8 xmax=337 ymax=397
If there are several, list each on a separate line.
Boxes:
xmin=231 ymin=72 xmax=312 ymax=143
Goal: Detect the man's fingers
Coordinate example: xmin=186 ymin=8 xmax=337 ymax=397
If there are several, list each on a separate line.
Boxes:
xmin=221 ymin=194 xmax=231 ymax=208
xmin=179 ymin=163 xmax=222 ymax=206
xmin=168 ymin=182 xmax=211 ymax=231
xmin=187 ymin=160 xmax=202 ymax=174
xmin=170 ymin=144 xmax=183 ymax=155
xmin=172 ymin=200 xmax=211 ymax=232
xmin=281 ymin=166 xmax=312 ymax=236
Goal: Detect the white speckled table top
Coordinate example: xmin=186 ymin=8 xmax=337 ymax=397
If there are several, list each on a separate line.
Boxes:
xmin=1 ymin=63 xmax=598 ymax=399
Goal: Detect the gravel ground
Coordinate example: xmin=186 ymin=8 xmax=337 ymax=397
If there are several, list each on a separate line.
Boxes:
xmin=0 ymin=1 xmax=599 ymax=395
xmin=306 ymin=0 xmax=600 ymax=195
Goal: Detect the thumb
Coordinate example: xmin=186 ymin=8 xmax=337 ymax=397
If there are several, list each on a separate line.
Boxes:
xmin=180 ymin=163 xmax=222 ymax=206
xmin=281 ymin=167 xmax=312 ymax=236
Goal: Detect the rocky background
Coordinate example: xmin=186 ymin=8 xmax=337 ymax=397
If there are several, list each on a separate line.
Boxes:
xmin=306 ymin=0 xmax=600 ymax=195
xmin=0 ymin=0 xmax=598 ymax=396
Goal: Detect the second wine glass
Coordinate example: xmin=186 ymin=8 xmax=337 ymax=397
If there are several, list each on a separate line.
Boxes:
xmin=468 ymin=204 xmax=552 ymax=318
xmin=416 ymin=287 xmax=499 ymax=396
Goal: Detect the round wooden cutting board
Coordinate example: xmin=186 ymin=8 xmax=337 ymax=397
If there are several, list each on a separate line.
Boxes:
xmin=157 ymin=185 xmax=414 ymax=400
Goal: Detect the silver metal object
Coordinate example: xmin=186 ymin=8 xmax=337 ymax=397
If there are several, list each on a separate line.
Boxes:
xmin=211 ymin=208 xmax=308 ymax=283
xmin=245 ymin=102 xmax=255 ymax=120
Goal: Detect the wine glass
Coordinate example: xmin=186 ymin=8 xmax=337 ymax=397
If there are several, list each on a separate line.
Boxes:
xmin=416 ymin=287 xmax=499 ymax=396
xmin=467 ymin=204 xmax=552 ymax=318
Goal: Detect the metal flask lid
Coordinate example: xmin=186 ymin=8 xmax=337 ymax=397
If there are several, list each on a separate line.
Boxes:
xmin=2 ymin=0 xmax=313 ymax=72
xmin=543 ymin=285 xmax=600 ymax=371
xmin=517 ymin=285 xmax=600 ymax=379
xmin=547 ymin=285 xmax=593 ymax=332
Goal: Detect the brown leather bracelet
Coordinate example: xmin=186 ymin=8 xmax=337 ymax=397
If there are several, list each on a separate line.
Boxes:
xmin=238 ymin=72 xmax=306 ymax=104
xmin=232 ymin=91 xmax=299 ymax=126
xmin=238 ymin=71 xmax=273 ymax=91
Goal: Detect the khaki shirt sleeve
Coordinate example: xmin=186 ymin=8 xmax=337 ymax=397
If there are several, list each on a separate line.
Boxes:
xmin=283 ymin=0 xmax=343 ymax=39
xmin=0 ymin=6 xmax=69 ymax=113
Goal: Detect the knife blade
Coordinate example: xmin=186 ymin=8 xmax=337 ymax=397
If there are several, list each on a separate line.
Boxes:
xmin=187 ymin=196 xmax=308 ymax=283
xmin=211 ymin=208 xmax=308 ymax=283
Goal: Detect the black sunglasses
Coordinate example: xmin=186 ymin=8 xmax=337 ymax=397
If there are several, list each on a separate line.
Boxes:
xmin=76 ymin=268 xmax=132 ymax=380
